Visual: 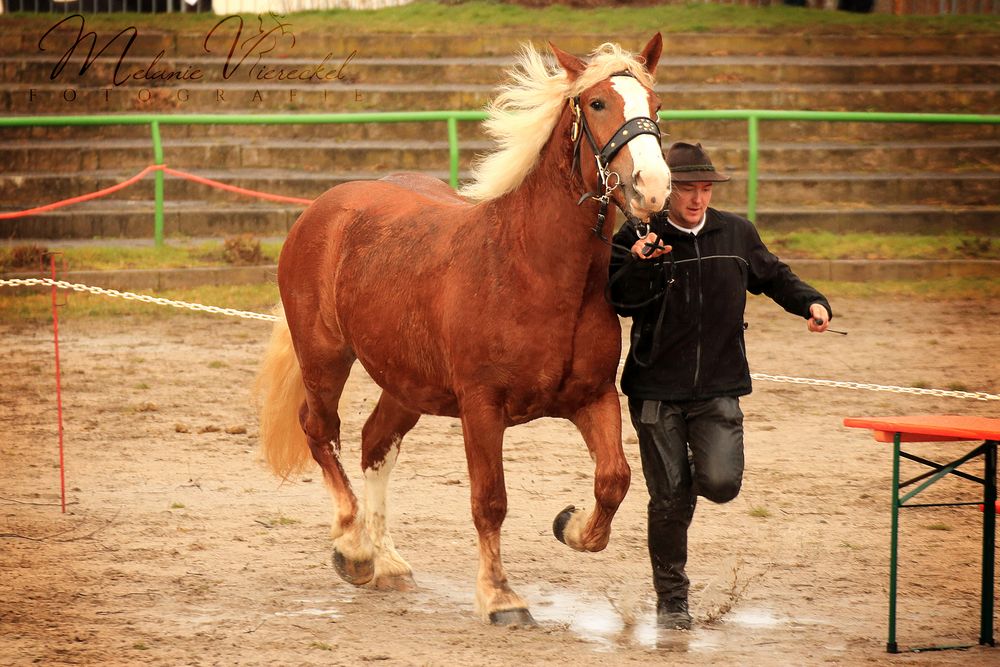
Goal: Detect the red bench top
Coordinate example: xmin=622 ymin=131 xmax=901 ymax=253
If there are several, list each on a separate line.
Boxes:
xmin=843 ymin=415 xmax=1000 ymax=443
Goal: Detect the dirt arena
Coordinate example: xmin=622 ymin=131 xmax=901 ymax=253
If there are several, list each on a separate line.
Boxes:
xmin=1 ymin=294 xmax=997 ymax=666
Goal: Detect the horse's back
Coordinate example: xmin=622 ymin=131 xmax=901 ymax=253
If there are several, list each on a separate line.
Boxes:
xmin=279 ymin=174 xmax=476 ymax=415
xmin=380 ymin=173 xmax=468 ymax=206
xmin=305 ymin=173 xmax=468 ymax=217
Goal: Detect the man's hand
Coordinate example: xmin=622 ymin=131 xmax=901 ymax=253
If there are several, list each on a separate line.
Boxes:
xmin=808 ymin=303 xmax=830 ymax=333
xmin=630 ymin=233 xmax=672 ymax=260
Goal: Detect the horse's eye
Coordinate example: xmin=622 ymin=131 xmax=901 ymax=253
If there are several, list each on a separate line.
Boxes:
xmin=589 ymin=99 xmax=605 ymax=111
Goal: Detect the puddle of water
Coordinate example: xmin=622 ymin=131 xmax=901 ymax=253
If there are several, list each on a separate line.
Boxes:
xmin=270 ymin=572 xmax=813 ymax=655
xmin=526 ymin=587 xmax=624 ymax=646
xmin=522 ymin=583 xmax=724 ymax=652
xmin=727 ymin=607 xmax=783 ymax=628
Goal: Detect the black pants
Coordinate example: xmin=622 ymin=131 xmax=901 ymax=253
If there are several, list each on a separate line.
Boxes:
xmin=628 ymin=396 xmax=745 ymax=601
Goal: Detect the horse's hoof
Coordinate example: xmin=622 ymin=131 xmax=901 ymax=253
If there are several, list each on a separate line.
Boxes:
xmin=371 ymin=572 xmax=418 ymax=592
xmin=332 ymin=549 xmax=374 ymax=586
xmin=552 ymin=504 xmax=576 ymax=545
xmin=489 ymin=608 xmax=537 ymax=627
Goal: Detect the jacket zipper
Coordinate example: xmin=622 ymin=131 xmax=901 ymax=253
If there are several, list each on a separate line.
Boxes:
xmin=693 ymin=234 xmax=702 ymax=389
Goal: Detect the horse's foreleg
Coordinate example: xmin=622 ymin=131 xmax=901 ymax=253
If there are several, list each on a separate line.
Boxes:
xmin=461 ymin=404 xmax=535 ymax=626
xmin=361 ymin=392 xmax=420 ymax=591
xmin=555 ymin=386 xmax=630 ymax=552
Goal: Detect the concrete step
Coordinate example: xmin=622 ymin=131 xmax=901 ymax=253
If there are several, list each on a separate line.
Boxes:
xmin=2 ymin=137 xmax=997 ymax=174
xmin=171 ymin=31 xmax=1000 ymax=59
xmin=7 ymin=55 xmax=999 ymax=86
xmin=718 ymin=171 xmax=999 ymax=208
xmin=0 ymin=200 xmax=301 ymax=239
xmin=4 ymin=167 xmax=997 ymax=206
xmin=756 ymin=206 xmax=999 ymax=234
xmin=0 ymin=138 xmax=495 ymax=173
xmin=4 ymin=117 xmax=997 ymax=145
xmin=1 ymin=196 xmax=996 ymax=240
xmin=0 ymin=137 xmax=493 ymax=173
xmin=5 ymin=81 xmax=998 ymax=114
xmin=8 ymin=27 xmax=998 ymax=59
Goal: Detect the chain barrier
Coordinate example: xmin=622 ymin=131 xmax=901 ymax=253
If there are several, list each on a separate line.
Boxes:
xmin=4 ymin=277 xmax=997 ymax=401
xmin=0 ymin=277 xmax=279 ymax=322
xmin=749 ymin=373 xmax=998 ymax=402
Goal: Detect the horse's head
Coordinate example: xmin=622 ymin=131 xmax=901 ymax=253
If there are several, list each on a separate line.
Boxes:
xmin=551 ymin=34 xmax=670 ymax=223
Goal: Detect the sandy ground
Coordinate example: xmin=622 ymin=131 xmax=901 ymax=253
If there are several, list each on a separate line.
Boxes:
xmin=1 ymin=294 xmax=998 ymax=666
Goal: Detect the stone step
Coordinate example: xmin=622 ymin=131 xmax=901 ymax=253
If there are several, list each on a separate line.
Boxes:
xmin=756 ymin=206 xmax=999 ymax=234
xmin=7 ymin=55 xmax=999 ymax=86
xmin=5 ymin=81 xmax=998 ymax=114
xmin=3 ymin=167 xmax=997 ymax=207
xmin=7 ymin=166 xmax=1000 ymax=203
xmin=3 ymin=137 xmax=998 ymax=175
xmin=0 ymin=200 xmax=301 ymax=239
xmin=4 ymin=117 xmax=997 ymax=145
xmin=1 ymin=198 xmax=996 ymax=241
xmin=7 ymin=27 xmax=999 ymax=59
xmin=0 ymin=137 xmax=491 ymax=173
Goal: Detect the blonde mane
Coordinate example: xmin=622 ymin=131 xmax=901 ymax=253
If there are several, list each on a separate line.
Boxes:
xmin=459 ymin=42 xmax=656 ymax=202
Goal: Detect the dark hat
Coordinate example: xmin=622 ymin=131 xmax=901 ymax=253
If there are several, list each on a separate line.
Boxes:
xmin=666 ymin=142 xmax=730 ymax=183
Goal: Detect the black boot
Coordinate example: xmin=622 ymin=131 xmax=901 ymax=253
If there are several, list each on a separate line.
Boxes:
xmin=656 ymin=596 xmax=692 ymax=630
xmin=647 ymin=494 xmax=697 ymax=605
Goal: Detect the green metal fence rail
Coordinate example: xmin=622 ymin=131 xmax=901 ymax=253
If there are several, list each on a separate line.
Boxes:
xmin=2 ymin=109 xmax=998 ymax=247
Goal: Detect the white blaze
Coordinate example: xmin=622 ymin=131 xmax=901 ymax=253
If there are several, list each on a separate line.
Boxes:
xmin=610 ymin=76 xmax=671 ymax=208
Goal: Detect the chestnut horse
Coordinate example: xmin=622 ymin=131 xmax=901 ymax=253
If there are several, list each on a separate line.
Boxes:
xmin=257 ymin=34 xmax=670 ymax=625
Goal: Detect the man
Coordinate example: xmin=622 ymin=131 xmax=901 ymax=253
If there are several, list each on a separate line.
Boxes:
xmin=608 ymin=142 xmax=833 ymax=630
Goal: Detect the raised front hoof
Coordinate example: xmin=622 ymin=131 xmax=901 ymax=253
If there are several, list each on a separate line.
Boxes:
xmin=371 ymin=572 xmax=418 ymax=592
xmin=332 ymin=549 xmax=374 ymax=586
xmin=489 ymin=608 xmax=537 ymax=627
xmin=552 ymin=504 xmax=577 ymax=545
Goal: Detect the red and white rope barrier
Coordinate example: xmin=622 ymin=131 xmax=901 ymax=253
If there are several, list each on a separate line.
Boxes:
xmin=0 ymin=164 xmax=313 ymax=220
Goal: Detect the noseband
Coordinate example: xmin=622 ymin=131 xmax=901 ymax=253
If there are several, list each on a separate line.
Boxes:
xmin=570 ymin=71 xmax=662 ymax=241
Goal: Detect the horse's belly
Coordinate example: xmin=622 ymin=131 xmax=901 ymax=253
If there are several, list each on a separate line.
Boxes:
xmin=355 ymin=353 xmax=460 ymax=418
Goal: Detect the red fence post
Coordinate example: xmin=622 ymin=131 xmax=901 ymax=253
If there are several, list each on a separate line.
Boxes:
xmin=49 ymin=255 xmax=67 ymax=513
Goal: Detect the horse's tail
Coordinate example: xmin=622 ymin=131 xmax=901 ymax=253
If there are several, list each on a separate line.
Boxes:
xmin=255 ymin=309 xmax=312 ymax=479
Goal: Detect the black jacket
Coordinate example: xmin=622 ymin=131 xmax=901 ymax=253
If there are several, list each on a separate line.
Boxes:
xmin=608 ymin=208 xmax=832 ymax=402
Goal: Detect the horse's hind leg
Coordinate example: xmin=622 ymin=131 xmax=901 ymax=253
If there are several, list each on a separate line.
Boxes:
xmin=361 ymin=391 xmax=421 ymax=591
xmin=298 ymin=344 xmax=376 ymax=586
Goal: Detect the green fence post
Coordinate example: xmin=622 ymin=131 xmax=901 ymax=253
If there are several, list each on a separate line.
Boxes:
xmin=447 ymin=115 xmax=460 ymax=189
xmin=746 ymin=115 xmax=759 ymax=222
xmin=150 ymin=120 xmax=165 ymax=248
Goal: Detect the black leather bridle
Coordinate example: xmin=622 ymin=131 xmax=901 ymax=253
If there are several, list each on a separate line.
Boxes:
xmin=569 ymin=71 xmax=663 ymax=242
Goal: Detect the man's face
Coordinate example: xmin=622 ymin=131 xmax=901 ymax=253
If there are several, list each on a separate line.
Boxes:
xmin=668 ymin=181 xmax=713 ymax=228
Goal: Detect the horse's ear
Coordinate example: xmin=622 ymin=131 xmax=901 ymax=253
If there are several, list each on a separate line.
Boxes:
xmin=639 ymin=32 xmax=663 ymax=76
xmin=549 ymin=42 xmax=586 ymax=82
